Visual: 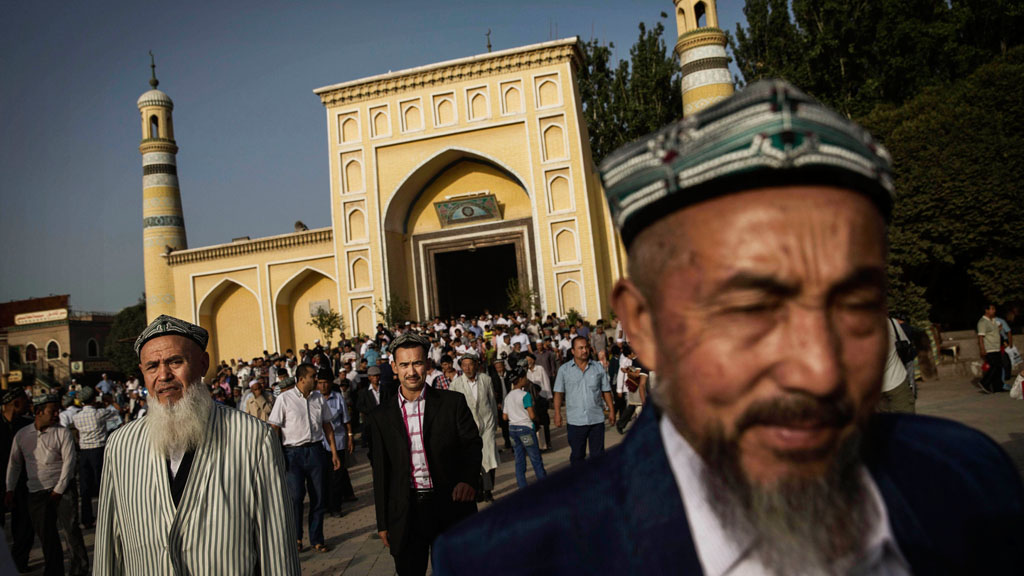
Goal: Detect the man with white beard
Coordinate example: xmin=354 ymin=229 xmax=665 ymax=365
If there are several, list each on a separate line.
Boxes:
xmin=92 ymin=315 xmax=299 ymax=575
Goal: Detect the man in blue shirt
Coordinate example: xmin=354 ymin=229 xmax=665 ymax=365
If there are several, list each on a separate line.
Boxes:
xmin=553 ymin=336 xmax=614 ymax=464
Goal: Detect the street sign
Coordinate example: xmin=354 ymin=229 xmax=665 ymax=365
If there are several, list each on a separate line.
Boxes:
xmin=71 ymin=361 xmax=84 ymax=374
xmin=8 ymin=370 xmax=22 ymax=383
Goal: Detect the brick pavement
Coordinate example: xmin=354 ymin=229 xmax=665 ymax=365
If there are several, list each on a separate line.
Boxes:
xmin=7 ymin=366 xmax=1023 ymax=574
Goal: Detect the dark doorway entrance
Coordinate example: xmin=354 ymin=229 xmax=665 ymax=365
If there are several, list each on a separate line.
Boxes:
xmin=434 ymin=243 xmax=518 ymax=318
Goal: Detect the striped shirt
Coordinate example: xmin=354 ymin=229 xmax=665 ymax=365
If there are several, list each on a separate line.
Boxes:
xmin=92 ymin=404 xmax=299 ymax=575
xmin=399 ymin=391 xmax=432 ymax=490
xmin=72 ymin=405 xmax=116 ymax=449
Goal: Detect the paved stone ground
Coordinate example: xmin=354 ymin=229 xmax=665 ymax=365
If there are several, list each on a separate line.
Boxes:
xmin=8 ymin=363 xmax=1023 ymax=574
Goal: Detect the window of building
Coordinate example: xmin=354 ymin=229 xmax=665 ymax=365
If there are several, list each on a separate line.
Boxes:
xmin=695 ymin=2 xmax=707 ymax=28
xmin=25 ymin=344 xmax=37 ymax=362
xmin=87 ymin=338 xmax=100 ymax=358
xmin=150 ymin=115 xmax=159 ymax=138
xmin=46 ymin=341 xmax=60 ymax=360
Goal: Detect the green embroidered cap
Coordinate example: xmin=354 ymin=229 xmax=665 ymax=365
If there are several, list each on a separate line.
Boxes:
xmin=599 ymin=79 xmax=895 ymax=247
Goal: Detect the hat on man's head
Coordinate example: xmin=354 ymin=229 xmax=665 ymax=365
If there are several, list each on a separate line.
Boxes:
xmin=316 ymin=367 xmax=333 ymax=382
xmin=387 ymin=331 xmax=431 ymax=355
xmin=134 ymin=314 xmax=209 ymax=356
xmin=599 ymin=79 xmax=895 ymax=247
xmin=32 ymin=394 xmax=59 ymax=408
xmin=1 ymin=388 xmax=24 ymax=405
xmin=77 ymin=386 xmax=96 ymax=404
xmin=367 ymin=366 xmax=382 ymax=376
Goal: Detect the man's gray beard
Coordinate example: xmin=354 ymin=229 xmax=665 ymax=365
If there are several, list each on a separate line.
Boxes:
xmin=146 ymin=380 xmax=213 ymax=459
xmin=651 ymin=383 xmax=878 ymax=575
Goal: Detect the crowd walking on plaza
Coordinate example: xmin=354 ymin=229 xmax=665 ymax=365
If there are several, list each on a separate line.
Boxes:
xmin=4 ymin=78 xmax=1024 ymax=576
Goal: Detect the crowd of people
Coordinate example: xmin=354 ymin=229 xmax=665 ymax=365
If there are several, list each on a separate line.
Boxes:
xmin=4 ymin=77 xmax=1024 ymax=576
xmin=0 ymin=310 xmax=648 ymax=574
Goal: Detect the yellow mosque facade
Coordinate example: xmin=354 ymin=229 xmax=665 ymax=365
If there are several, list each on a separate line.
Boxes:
xmin=139 ymin=3 xmax=731 ymax=372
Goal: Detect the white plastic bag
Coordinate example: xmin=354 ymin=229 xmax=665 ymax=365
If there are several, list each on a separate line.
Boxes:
xmin=1006 ymin=346 xmax=1023 ymax=370
xmin=1010 ymin=374 xmax=1023 ymax=400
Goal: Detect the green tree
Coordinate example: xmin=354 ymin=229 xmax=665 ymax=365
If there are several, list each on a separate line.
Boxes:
xmin=106 ymin=298 xmax=147 ymax=377
xmin=862 ymin=47 xmax=1024 ymax=324
xmin=308 ymin=307 xmax=344 ymax=343
xmin=578 ymin=16 xmax=682 ymax=166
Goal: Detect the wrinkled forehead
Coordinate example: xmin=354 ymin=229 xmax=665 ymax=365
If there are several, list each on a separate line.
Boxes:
xmin=637 ymin=186 xmax=887 ymax=278
xmin=139 ymin=334 xmax=202 ymax=362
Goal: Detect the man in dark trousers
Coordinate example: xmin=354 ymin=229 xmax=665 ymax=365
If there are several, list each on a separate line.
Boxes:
xmin=368 ymin=332 xmax=481 ymax=576
xmin=433 ymin=80 xmax=1024 ymax=574
xmin=0 ymin=387 xmax=33 ymax=571
xmin=357 ymin=366 xmax=392 ymax=465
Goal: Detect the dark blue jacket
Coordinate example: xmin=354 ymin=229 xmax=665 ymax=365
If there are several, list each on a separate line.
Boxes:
xmin=433 ymin=407 xmax=1024 ymax=575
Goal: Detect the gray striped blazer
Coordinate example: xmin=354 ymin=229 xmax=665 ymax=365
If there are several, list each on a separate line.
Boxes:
xmin=92 ymin=403 xmax=300 ymax=575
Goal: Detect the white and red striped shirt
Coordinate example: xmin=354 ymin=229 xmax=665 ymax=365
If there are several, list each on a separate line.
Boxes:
xmin=399 ymin=390 xmax=433 ymax=489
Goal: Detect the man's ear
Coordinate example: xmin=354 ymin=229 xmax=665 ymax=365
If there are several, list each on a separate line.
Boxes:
xmin=610 ymin=278 xmax=657 ymax=372
xmin=199 ymin=351 xmax=210 ymax=376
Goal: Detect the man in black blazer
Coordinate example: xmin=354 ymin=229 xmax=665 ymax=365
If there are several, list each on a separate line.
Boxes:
xmin=356 ymin=366 xmax=392 ymax=464
xmin=368 ymin=332 xmax=481 ymax=576
xmin=432 ymin=80 xmax=1024 ymax=574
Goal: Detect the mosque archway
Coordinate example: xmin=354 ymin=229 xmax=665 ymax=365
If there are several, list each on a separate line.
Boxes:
xmin=273 ymin=267 xmax=337 ymax=353
xmin=383 ymin=149 xmax=540 ymax=319
xmin=197 ymin=279 xmax=262 ymax=376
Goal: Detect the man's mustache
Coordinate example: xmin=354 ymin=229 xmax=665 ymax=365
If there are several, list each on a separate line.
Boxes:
xmin=736 ymin=393 xmax=854 ymax=433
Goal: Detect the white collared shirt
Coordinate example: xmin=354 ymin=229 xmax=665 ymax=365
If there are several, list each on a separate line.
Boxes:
xmin=659 ymin=417 xmax=910 ymax=576
xmin=267 ymin=387 xmax=333 ymax=447
xmin=7 ymin=424 xmax=77 ymax=494
xmin=398 ymin=389 xmax=432 ymax=489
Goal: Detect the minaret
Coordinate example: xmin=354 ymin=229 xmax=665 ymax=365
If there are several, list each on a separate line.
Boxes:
xmin=672 ymin=0 xmax=734 ymax=116
xmin=138 ymin=53 xmax=187 ymax=322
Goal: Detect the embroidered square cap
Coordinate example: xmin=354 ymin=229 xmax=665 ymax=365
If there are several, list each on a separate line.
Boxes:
xmin=134 ymin=314 xmax=210 ymax=356
xmin=599 ymin=79 xmax=895 ymax=247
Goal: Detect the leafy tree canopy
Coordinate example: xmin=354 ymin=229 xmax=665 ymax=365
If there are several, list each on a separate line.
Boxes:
xmin=106 ymin=298 xmax=147 ymax=377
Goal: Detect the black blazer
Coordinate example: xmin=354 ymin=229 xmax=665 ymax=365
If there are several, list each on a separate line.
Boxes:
xmin=368 ymin=386 xmax=482 ymax=557
xmin=433 ymin=407 xmax=1024 ymax=575
xmin=356 ymin=384 xmax=393 ymax=417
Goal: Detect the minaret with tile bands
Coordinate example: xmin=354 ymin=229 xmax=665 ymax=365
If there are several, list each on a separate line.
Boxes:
xmin=672 ymin=0 xmax=734 ymax=116
xmin=138 ymin=55 xmax=187 ymax=322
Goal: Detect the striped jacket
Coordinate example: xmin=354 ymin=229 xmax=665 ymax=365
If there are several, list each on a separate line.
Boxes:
xmin=93 ymin=403 xmax=300 ymax=575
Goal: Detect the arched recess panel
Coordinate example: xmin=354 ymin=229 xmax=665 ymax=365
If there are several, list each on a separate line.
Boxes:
xmin=469 ymin=91 xmax=487 ymax=120
xmin=547 ymin=172 xmax=572 ymax=213
xmin=554 ymin=227 xmax=578 ymax=264
xmin=342 ymin=151 xmax=364 ymax=193
xmin=559 ymin=280 xmax=582 ymax=316
xmin=200 ymin=282 xmax=261 ymax=374
xmin=541 ymin=121 xmax=566 ymax=162
xmin=351 ymin=258 xmax=371 ymax=290
xmin=537 ymin=79 xmax=560 ymax=109
xmin=371 ymin=106 xmax=390 ymax=137
xmin=502 ymin=82 xmax=523 ymax=114
xmin=402 ymin=102 xmax=422 ymax=132
xmin=276 ymin=270 xmax=336 ymax=353
xmin=339 ymin=113 xmax=359 ymax=143
xmin=434 ymin=93 xmax=455 ymax=126
xmin=354 ymin=303 xmax=374 ymax=337
xmin=347 ymin=208 xmax=368 ymax=243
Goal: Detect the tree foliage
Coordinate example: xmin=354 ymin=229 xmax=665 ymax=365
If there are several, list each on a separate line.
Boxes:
xmin=308 ymin=307 xmax=344 ymax=343
xmin=106 ymin=298 xmax=147 ymax=377
xmin=730 ymin=0 xmax=1022 ymax=118
xmin=376 ymin=294 xmax=410 ymax=328
xmin=578 ymin=17 xmax=682 ymax=166
xmin=731 ymin=0 xmax=1023 ymax=326
xmin=863 ymin=47 xmax=1024 ymax=324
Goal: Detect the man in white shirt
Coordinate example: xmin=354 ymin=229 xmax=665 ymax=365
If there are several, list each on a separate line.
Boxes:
xmin=510 ymin=325 xmax=531 ymax=352
xmin=269 ymin=364 xmax=342 ymax=553
xmin=6 ymin=394 xmax=89 ymax=575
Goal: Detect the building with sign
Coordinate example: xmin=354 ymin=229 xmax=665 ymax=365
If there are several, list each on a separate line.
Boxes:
xmin=143 ymin=38 xmax=632 ymax=374
xmin=0 ymin=295 xmax=115 ymax=389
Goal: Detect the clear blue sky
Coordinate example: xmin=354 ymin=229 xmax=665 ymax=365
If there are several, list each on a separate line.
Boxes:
xmin=0 ymin=0 xmax=745 ymax=312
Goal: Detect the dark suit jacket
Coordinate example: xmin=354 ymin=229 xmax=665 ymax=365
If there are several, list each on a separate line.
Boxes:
xmin=433 ymin=407 xmax=1024 ymax=575
xmin=356 ymin=384 xmax=393 ymax=417
xmin=368 ymin=386 xmax=483 ymax=557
